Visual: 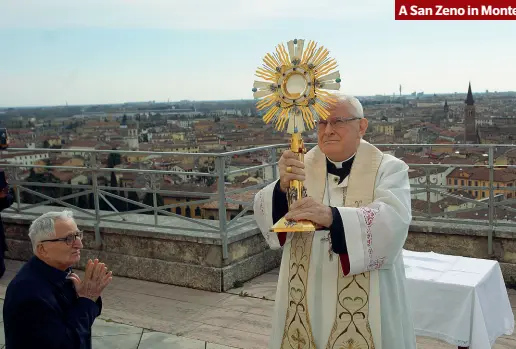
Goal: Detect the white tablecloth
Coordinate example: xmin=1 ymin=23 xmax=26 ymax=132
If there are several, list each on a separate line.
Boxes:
xmin=403 ymin=249 xmax=514 ymax=348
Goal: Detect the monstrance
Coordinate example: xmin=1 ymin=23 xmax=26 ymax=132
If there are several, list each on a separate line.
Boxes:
xmin=252 ymin=39 xmax=341 ymax=233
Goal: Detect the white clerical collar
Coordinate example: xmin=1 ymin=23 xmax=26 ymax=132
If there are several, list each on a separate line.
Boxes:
xmin=326 ymin=153 xmax=356 ymax=169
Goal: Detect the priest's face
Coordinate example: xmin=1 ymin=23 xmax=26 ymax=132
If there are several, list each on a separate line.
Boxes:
xmin=317 ymin=101 xmax=368 ymax=162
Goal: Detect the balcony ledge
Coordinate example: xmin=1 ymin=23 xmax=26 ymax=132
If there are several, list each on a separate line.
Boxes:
xmin=2 ymin=205 xmax=516 ymax=291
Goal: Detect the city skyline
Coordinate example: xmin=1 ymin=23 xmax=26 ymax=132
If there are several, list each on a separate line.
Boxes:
xmin=1 ymin=0 xmax=515 ymax=107
xmin=1 ymin=88 xmax=513 ymax=110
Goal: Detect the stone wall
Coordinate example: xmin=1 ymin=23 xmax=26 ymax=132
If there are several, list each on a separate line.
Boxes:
xmin=2 ymin=209 xmax=281 ymax=292
xmin=3 ymin=207 xmax=515 ymax=291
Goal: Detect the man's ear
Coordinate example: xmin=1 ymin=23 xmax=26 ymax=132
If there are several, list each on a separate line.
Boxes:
xmin=36 ymin=243 xmax=47 ymax=257
xmin=359 ymin=118 xmax=368 ymax=137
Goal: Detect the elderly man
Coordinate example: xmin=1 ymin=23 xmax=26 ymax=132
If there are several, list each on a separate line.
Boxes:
xmin=254 ymin=95 xmax=417 ymax=349
xmin=3 ymin=210 xmax=112 ymax=349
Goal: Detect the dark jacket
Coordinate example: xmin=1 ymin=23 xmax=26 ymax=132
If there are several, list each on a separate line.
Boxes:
xmin=3 ymin=256 xmax=102 ymax=349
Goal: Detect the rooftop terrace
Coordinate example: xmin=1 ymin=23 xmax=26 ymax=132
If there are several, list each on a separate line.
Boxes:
xmin=0 ymin=259 xmax=514 ymax=349
xmin=0 ymin=142 xmax=515 ymax=347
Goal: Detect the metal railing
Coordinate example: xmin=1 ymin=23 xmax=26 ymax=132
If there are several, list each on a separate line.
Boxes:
xmin=1 ymin=143 xmax=515 ymax=257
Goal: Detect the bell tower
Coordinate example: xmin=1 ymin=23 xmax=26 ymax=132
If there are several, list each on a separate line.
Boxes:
xmin=464 ymin=82 xmax=477 ymax=143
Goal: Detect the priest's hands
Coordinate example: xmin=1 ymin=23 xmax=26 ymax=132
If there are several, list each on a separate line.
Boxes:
xmin=278 ymin=150 xmax=305 ymax=193
xmin=278 ymin=150 xmax=334 ymax=228
xmin=285 ymin=197 xmax=334 ymax=228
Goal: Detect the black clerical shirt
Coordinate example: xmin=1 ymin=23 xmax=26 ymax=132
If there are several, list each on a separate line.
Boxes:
xmin=272 ymin=155 xmax=355 ymax=254
xmin=3 ymin=256 xmax=102 ymax=349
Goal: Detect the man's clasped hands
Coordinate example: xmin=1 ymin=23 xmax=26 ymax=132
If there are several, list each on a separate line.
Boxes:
xmin=68 ymin=259 xmax=113 ymax=302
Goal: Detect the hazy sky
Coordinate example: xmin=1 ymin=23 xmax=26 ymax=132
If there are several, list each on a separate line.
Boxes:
xmin=0 ymin=0 xmax=514 ymax=107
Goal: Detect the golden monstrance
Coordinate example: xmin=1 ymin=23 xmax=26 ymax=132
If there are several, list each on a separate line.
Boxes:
xmin=252 ymin=39 xmax=341 ymax=233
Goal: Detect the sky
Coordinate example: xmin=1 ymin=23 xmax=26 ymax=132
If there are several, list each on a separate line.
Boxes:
xmin=0 ymin=0 xmax=515 ymax=107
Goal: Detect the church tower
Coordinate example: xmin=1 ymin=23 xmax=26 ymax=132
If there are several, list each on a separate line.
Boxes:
xmin=120 ymin=114 xmax=128 ymax=137
xmin=120 ymin=114 xmax=139 ymax=150
xmin=464 ymin=82 xmax=477 ymax=143
xmin=440 ymin=99 xmax=449 ymax=126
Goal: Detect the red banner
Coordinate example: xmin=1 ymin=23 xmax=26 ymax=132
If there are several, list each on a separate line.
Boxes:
xmin=395 ymin=0 xmax=516 ymax=20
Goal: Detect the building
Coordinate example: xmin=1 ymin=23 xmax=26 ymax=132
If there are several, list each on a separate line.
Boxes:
xmin=0 ymin=151 xmax=50 ymax=168
xmin=446 ymin=167 xmax=516 ymax=200
xmin=464 ymin=82 xmax=478 ymax=143
xmin=373 ymin=122 xmax=395 ymax=136
xmin=476 ymin=118 xmax=494 ymax=127
xmin=408 ymin=167 xmax=453 ymax=202
xmin=120 ymin=116 xmax=139 ymax=150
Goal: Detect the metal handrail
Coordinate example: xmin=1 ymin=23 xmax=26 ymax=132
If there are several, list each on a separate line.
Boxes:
xmin=1 ymin=142 xmax=515 ymax=257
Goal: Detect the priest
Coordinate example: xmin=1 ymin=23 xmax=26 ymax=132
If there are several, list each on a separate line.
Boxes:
xmin=253 ymin=95 xmax=417 ymax=349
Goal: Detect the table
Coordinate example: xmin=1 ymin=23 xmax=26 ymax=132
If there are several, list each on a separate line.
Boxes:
xmin=403 ymin=249 xmax=514 ymax=349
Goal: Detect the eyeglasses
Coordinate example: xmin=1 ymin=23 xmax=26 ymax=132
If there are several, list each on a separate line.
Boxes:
xmin=40 ymin=231 xmax=83 ymax=246
xmin=318 ymin=117 xmax=362 ymax=129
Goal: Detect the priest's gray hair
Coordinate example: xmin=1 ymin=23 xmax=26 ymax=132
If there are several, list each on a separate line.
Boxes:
xmin=28 ymin=210 xmax=74 ymax=252
xmin=337 ymin=95 xmax=364 ymax=119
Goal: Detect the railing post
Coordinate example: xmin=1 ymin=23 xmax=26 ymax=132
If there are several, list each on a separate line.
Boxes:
xmin=5 ymin=168 xmax=21 ymax=212
xmin=425 ymin=168 xmax=431 ymax=216
xmin=153 ymin=192 xmax=158 ymax=225
xmin=152 ymin=174 xmax=159 ymax=226
xmin=215 ymin=156 xmax=228 ymax=259
xmin=271 ymin=148 xmax=278 ymax=181
xmin=90 ymin=153 xmax=102 ymax=249
xmin=488 ymin=146 xmax=494 ymax=255
xmin=14 ymin=184 xmax=21 ymax=212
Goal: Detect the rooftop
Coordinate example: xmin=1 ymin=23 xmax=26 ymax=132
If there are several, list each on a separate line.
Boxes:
xmin=0 ymin=260 xmax=514 ymax=349
xmin=0 ymin=142 xmax=515 ymax=348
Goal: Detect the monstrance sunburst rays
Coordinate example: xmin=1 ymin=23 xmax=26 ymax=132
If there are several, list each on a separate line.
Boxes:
xmin=252 ymin=39 xmax=341 ymax=133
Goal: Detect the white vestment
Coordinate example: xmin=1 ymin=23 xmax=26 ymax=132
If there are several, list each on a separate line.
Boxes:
xmin=253 ymin=140 xmax=417 ymax=349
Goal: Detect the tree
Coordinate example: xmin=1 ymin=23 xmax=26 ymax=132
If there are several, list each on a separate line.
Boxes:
xmin=86 ymin=178 xmax=95 ymax=210
xmin=21 ymin=169 xmax=60 ymax=205
xmin=142 ymin=192 xmax=164 ymax=215
xmin=62 ymin=179 xmax=74 ymax=206
xmin=107 ymin=152 xmax=121 ymax=168
xmin=43 ymin=140 xmax=50 ymax=148
xmin=206 ymin=176 xmax=216 ymax=186
xmin=77 ymin=182 xmax=91 ymax=209
xmin=108 ymin=172 xmax=127 ymax=212
xmin=127 ymin=191 xmax=141 ymax=211
xmin=110 ymin=171 xmax=117 ymax=187
xmin=96 ymin=175 xmax=112 ymax=212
